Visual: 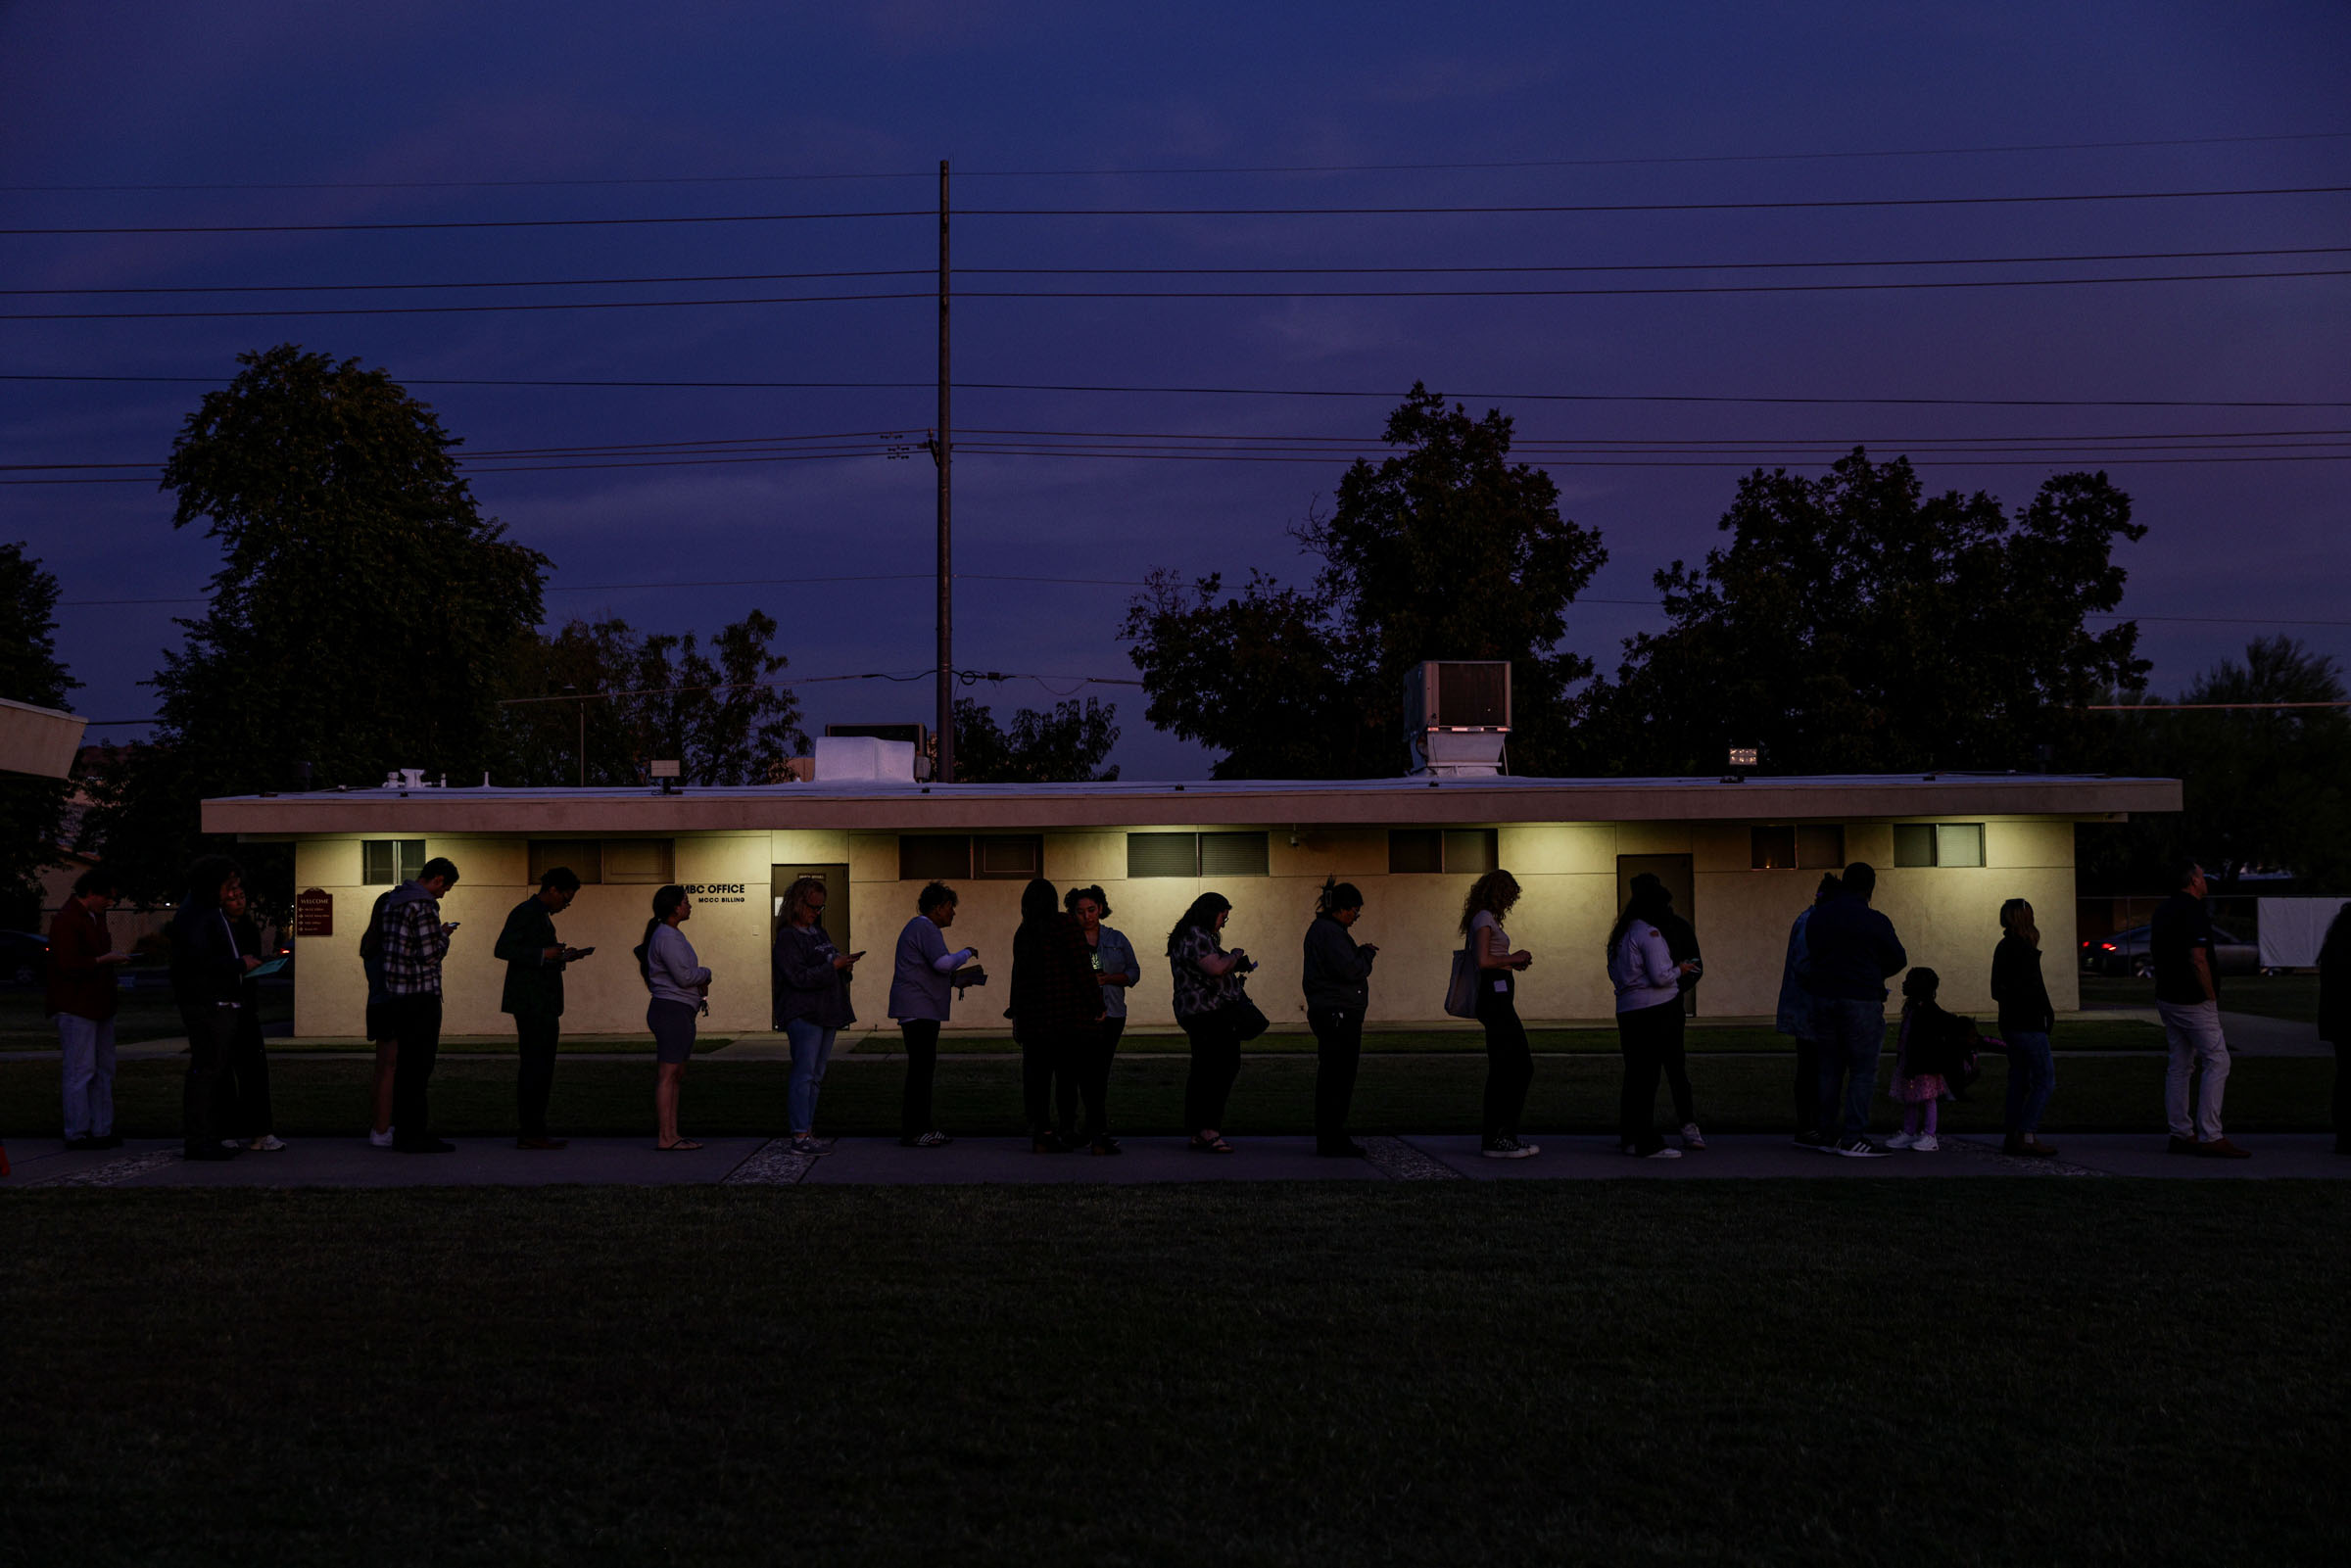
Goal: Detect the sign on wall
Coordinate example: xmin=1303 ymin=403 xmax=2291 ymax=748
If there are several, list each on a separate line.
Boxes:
xmin=295 ymin=887 xmax=333 ymax=938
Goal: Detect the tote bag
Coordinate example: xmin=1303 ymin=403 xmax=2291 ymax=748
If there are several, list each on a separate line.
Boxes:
xmin=1443 ymin=948 xmax=1479 ymax=1018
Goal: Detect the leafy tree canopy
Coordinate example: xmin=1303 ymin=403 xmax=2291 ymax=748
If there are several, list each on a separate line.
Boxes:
xmin=1578 ymin=451 xmax=2147 ymax=774
xmin=1122 ymin=385 xmax=1607 ymax=778
xmin=0 ymin=542 xmax=78 ymax=917
xmin=500 ymin=612 xmax=805 ymax=786
xmin=953 ymin=696 xmax=1120 ymax=783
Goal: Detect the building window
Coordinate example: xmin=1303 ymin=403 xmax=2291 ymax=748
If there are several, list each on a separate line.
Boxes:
xmin=530 ymin=840 xmax=603 ymax=885
xmin=898 ymin=834 xmax=1045 ymax=881
xmin=1751 ymin=825 xmax=1846 ymax=871
xmin=1389 ymin=829 xmax=1499 ymax=874
xmin=1127 ymin=832 xmax=1270 ymax=878
xmin=601 ymin=839 xmax=676 ymax=883
xmin=361 ymin=839 xmax=426 ymax=885
xmin=1893 ymin=823 xmax=1985 ymax=869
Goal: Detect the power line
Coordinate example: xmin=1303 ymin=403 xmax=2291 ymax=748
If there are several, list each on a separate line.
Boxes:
xmin=5 ymin=184 xmax=2345 ymax=237
xmin=9 ymin=129 xmax=2346 ymax=191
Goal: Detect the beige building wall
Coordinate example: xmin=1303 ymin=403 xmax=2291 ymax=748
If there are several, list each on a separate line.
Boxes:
xmin=287 ymin=814 xmax=2080 ymax=1037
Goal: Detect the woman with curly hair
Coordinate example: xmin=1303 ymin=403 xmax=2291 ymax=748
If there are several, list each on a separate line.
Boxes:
xmin=1461 ymin=870 xmax=1538 ymax=1159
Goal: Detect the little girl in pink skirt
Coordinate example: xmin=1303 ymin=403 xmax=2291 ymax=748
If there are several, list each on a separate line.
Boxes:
xmin=1889 ymin=967 xmax=1953 ymax=1151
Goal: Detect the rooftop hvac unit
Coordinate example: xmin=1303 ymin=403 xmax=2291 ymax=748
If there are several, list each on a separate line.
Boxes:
xmin=1403 ymin=660 xmax=1511 ymax=778
xmin=825 ymin=722 xmax=933 ymax=781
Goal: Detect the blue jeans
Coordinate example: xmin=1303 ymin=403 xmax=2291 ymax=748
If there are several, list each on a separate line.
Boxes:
xmin=1813 ymin=997 xmax=1886 ymax=1141
xmin=785 ymin=1018 xmax=836 ymax=1135
xmin=2004 ymin=1029 xmax=2056 ymax=1137
xmin=56 ymin=1012 xmax=117 ymax=1140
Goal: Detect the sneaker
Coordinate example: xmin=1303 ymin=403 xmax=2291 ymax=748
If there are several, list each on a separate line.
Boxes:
xmin=904 ymin=1131 xmax=952 ymax=1149
xmin=1830 ymin=1136 xmax=1891 ymax=1159
xmin=221 ymin=1139 xmax=243 ymax=1150
xmin=247 ymin=1135 xmax=287 ymax=1152
xmin=1481 ymin=1135 xmax=1538 ymax=1160
xmin=369 ymin=1127 xmax=394 ymax=1149
xmin=1088 ymin=1137 xmax=1125 ymax=1157
xmin=1911 ymin=1134 xmax=1940 ymax=1153
xmin=1793 ymin=1130 xmax=1831 ymax=1151
xmin=790 ymin=1136 xmax=822 ymax=1156
xmin=1886 ymin=1130 xmax=1917 ymax=1150
xmin=2195 ymin=1136 xmax=2252 ymax=1160
xmin=1679 ymin=1123 xmax=1705 ymax=1151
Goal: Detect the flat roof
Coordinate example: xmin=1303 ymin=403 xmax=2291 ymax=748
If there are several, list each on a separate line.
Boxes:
xmin=203 ymin=772 xmax=2181 ymax=836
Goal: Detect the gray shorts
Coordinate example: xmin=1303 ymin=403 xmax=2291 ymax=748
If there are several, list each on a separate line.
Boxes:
xmin=648 ymin=998 xmax=698 ymax=1065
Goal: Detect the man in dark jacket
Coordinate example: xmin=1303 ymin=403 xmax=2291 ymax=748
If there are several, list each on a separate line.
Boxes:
xmin=168 ymin=856 xmax=249 ymax=1162
xmin=495 ymin=866 xmax=584 ymax=1150
xmin=1302 ymin=882 xmax=1378 ymax=1158
xmin=1801 ymin=862 xmax=1907 ymax=1157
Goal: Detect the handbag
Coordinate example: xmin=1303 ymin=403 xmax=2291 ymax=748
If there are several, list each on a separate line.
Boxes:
xmin=1444 ymin=948 xmax=1479 ymax=1019
xmin=1213 ymin=990 xmax=1271 ymax=1042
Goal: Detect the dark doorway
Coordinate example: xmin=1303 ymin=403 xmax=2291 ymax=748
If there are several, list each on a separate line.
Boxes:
xmin=1616 ymin=853 xmax=1699 ymax=1016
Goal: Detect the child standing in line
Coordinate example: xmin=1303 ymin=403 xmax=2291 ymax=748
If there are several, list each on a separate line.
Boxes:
xmin=1889 ymin=967 xmax=1954 ymax=1152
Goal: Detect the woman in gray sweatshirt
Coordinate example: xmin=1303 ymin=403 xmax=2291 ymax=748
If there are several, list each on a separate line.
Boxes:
xmin=638 ymin=884 xmax=711 ymax=1151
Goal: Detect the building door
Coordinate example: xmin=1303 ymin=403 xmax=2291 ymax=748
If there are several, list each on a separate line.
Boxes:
xmin=772 ymin=864 xmax=851 ymax=1026
xmin=1616 ymin=853 xmax=1699 ymax=1016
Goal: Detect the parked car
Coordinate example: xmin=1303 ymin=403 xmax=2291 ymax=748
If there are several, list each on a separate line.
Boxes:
xmin=0 ymin=930 xmax=48 ymax=989
xmin=2081 ymin=922 xmax=2263 ymax=978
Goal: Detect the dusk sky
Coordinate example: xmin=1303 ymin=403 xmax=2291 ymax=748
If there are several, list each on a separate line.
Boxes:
xmin=4 ymin=1 xmax=2345 ymax=779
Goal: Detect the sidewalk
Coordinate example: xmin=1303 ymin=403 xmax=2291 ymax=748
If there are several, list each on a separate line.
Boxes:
xmin=6 ymin=1131 xmax=2342 ymax=1188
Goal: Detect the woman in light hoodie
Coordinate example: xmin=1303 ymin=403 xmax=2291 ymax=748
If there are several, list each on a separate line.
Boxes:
xmin=1607 ymin=879 xmax=1697 ymax=1159
xmin=639 ymin=884 xmax=711 ymax=1152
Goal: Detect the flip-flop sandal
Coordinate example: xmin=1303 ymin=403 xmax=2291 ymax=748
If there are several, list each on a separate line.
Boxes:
xmin=655 ymin=1139 xmax=704 ymax=1152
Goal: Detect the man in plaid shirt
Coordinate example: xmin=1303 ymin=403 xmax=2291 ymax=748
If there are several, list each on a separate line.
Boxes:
xmin=378 ymin=856 xmax=461 ymax=1153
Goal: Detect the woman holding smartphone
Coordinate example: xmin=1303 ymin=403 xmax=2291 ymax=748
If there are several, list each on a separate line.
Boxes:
xmin=1462 ymin=870 xmax=1538 ymax=1159
xmin=640 ymin=884 xmax=710 ymax=1152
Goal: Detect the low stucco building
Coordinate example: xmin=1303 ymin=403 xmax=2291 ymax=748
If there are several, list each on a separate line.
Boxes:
xmin=202 ymin=771 xmax=2178 ymax=1038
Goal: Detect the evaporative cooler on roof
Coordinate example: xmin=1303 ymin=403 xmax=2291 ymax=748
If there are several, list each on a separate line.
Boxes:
xmin=1403 ymin=660 xmax=1511 ymax=777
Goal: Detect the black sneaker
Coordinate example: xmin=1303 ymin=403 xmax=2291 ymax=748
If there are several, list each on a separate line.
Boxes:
xmin=1481 ymin=1135 xmax=1538 ymax=1160
xmin=1793 ymin=1130 xmax=1831 ymax=1151
xmin=1829 ymin=1135 xmax=1891 ymax=1159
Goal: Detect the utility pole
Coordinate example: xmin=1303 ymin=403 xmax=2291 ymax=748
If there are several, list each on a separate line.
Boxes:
xmin=933 ymin=158 xmax=955 ymax=784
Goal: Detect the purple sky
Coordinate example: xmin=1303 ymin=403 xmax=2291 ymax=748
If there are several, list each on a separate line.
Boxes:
xmin=3 ymin=2 xmax=2345 ymax=779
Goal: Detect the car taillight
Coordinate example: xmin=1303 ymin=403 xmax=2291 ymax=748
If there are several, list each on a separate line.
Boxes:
xmin=2100 ymin=942 xmax=2116 ymax=951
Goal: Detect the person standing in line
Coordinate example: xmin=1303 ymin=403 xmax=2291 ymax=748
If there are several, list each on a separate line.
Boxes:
xmin=495 ymin=866 xmax=585 ymax=1151
xmin=2318 ymin=901 xmax=2350 ymax=1156
xmin=1886 ymin=968 xmax=1955 ymax=1153
xmin=1777 ymin=874 xmax=1840 ymax=1150
xmin=2152 ymin=861 xmax=2250 ymax=1159
xmin=888 ymin=880 xmax=981 ymax=1149
xmin=773 ymin=876 xmax=859 ymax=1158
xmin=381 ymin=856 xmax=461 ymax=1154
xmin=1064 ymin=884 xmax=1135 ymax=1153
xmin=1009 ymin=879 xmax=1108 ymax=1154
xmin=1607 ymin=879 xmax=1690 ymax=1160
xmin=1463 ymin=870 xmax=1539 ymax=1159
xmin=359 ymin=884 xmax=401 ymax=1148
xmin=640 ymin=884 xmax=709 ymax=1152
xmin=1991 ymin=897 xmax=2061 ymax=1159
xmin=168 ymin=856 xmax=247 ymax=1162
xmin=1802 ymin=862 xmax=1906 ymax=1158
xmin=48 ymin=868 xmax=130 ymax=1151
xmin=1169 ymin=892 xmax=1251 ymax=1153
xmin=1302 ymin=879 xmax=1377 ymax=1159
xmin=1630 ymin=873 xmax=1705 ymax=1150
xmin=219 ymin=878 xmax=283 ymax=1152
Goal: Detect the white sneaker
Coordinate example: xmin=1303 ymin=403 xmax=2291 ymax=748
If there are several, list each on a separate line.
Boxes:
xmin=248 ymin=1135 xmax=287 ymax=1152
xmin=1647 ymin=1146 xmax=1683 ymax=1160
xmin=1911 ymin=1134 xmax=1940 ymax=1153
xmin=1680 ymin=1122 xmax=1705 ymax=1151
xmin=221 ymin=1139 xmax=242 ymax=1150
xmin=368 ymin=1127 xmax=394 ymax=1149
xmin=1886 ymin=1130 xmax=1917 ymax=1150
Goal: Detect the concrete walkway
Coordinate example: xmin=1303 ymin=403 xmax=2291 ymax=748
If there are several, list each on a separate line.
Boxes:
xmin=4 ymin=1131 xmax=2342 ymax=1188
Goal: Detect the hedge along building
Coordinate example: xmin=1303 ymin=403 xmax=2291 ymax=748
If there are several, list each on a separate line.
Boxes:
xmin=203 ymin=768 xmax=2177 ymax=1039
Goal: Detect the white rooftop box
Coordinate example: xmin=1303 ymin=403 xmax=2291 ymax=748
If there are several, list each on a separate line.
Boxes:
xmin=812 ymin=734 xmax=918 ymax=784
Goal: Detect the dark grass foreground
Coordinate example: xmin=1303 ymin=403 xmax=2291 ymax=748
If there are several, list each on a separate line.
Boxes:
xmin=1 ymin=1183 xmax=2344 ymax=1563
xmin=1 ymin=1052 xmax=2335 ymax=1141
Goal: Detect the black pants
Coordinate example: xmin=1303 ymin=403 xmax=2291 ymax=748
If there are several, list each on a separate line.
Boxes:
xmin=180 ymin=1004 xmax=238 ymax=1155
xmin=1617 ymin=998 xmax=1682 ymax=1154
xmin=1309 ymin=1006 xmax=1364 ymax=1150
xmin=514 ymin=1013 xmax=559 ymax=1139
xmin=2334 ymin=1039 xmax=2349 ymax=1153
xmin=223 ymin=1006 xmax=273 ymax=1138
xmin=1054 ymin=1019 xmax=1121 ymax=1142
xmin=1476 ymin=983 xmax=1532 ymax=1140
xmin=390 ymin=994 xmax=443 ymax=1148
xmin=1182 ymin=1014 xmax=1243 ymax=1134
xmin=1021 ymin=1034 xmax=1059 ymax=1136
xmin=899 ymin=1018 xmax=940 ymax=1141
xmin=1660 ymin=1006 xmax=1697 ymax=1128
xmin=1792 ymin=1034 xmax=1821 ymax=1134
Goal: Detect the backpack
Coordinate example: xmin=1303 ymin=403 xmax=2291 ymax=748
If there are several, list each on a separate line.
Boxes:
xmin=358 ymin=889 xmax=396 ymax=964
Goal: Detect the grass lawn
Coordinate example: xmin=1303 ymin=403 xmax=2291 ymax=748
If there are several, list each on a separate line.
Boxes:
xmin=0 ymin=988 xmax=292 ymax=1046
xmin=2081 ymin=971 xmax=2323 ymax=1024
xmin=0 ymin=1183 xmax=2342 ymax=1562
xmin=265 ymin=1033 xmax=740 ymax=1054
xmin=2 ymin=1050 xmax=2332 ymax=1141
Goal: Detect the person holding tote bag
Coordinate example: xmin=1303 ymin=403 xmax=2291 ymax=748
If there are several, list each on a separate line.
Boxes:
xmin=1169 ymin=892 xmax=1259 ymax=1153
xmin=1462 ymin=870 xmax=1538 ymax=1159
xmin=638 ymin=884 xmax=710 ymax=1152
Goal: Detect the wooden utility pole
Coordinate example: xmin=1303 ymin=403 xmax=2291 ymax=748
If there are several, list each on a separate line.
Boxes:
xmin=933 ymin=159 xmax=955 ymax=784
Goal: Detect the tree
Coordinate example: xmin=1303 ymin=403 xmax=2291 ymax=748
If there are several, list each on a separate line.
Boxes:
xmin=1578 ymin=451 xmax=2147 ymax=775
xmin=2080 ymin=638 xmax=2351 ymax=891
xmin=953 ymin=696 xmax=1121 ymax=783
xmin=0 ymin=542 xmax=78 ymax=920
xmin=1121 ymin=384 xmax=1607 ymax=778
xmin=81 ymin=345 xmax=549 ymax=900
xmin=499 ymin=612 xmax=806 ymax=786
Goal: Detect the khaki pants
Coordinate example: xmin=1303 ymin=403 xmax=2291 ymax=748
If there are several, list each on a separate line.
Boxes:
xmin=2158 ymin=998 xmax=2230 ymax=1141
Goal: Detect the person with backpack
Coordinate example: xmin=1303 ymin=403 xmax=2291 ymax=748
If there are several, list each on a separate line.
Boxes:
xmin=638 ymin=884 xmax=709 ymax=1152
xmin=495 ymin=866 xmax=588 ymax=1151
xmin=378 ymin=856 xmax=461 ymax=1154
xmin=1463 ymin=870 xmax=1538 ymax=1159
xmin=359 ymin=884 xmax=401 ymax=1147
xmin=1302 ymin=879 xmax=1378 ymax=1158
